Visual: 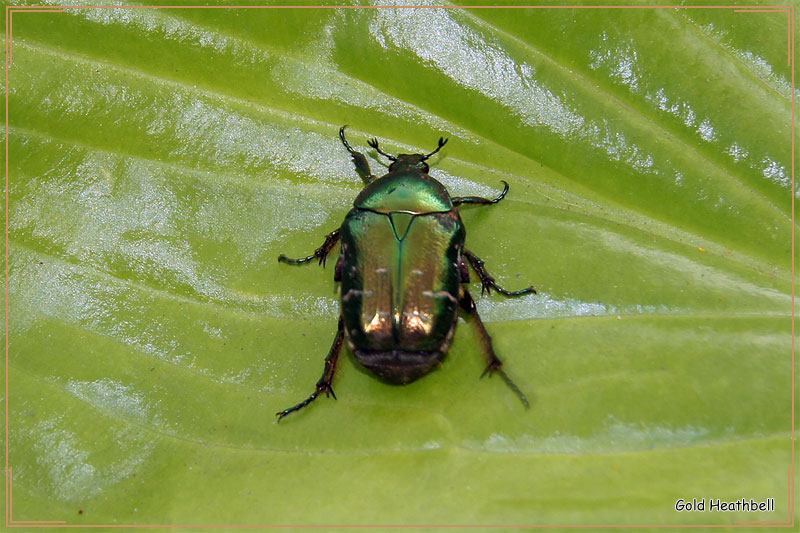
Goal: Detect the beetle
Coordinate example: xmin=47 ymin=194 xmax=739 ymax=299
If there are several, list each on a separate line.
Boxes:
xmin=276 ymin=126 xmax=535 ymax=420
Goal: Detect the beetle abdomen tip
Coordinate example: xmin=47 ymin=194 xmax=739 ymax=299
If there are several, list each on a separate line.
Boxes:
xmin=353 ymin=349 xmax=446 ymax=384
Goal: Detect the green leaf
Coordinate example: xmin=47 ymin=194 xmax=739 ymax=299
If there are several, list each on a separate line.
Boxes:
xmin=7 ymin=0 xmax=796 ymax=526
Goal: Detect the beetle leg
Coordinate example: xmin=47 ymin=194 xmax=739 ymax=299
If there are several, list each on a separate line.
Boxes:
xmin=340 ymin=126 xmax=378 ymax=184
xmin=278 ymin=230 xmax=340 ymax=267
xmin=276 ymin=317 xmax=345 ymax=421
xmin=458 ymin=257 xmax=470 ymax=283
xmin=452 ymin=181 xmax=509 ymax=207
xmin=334 ymin=254 xmax=344 ymax=282
xmin=464 ymin=249 xmax=535 ymax=296
xmin=459 ymin=287 xmax=529 ymax=409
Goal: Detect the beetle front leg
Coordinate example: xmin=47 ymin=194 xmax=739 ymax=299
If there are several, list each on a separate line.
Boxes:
xmin=276 ymin=317 xmax=345 ymax=421
xmin=452 ymin=181 xmax=509 ymax=207
xmin=278 ymin=230 xmax=340 ymax=267
xmin=459 ymin=287 xmax=529 ymax=409
xmin=464 ymin=249 xmax=535 ymax=296
xmin=339 ymin=126 xmax=378 ymax=184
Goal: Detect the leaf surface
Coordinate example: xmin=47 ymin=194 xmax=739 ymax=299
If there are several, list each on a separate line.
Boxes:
xmin=6 ymin=0 xmax=796 ymax=526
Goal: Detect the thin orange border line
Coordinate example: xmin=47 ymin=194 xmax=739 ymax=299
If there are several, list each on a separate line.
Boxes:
xmin=2 ymin=4 xmax=797 ymax=8
xmin=1 ymin=522 xmax=792 ymax=529
xmin=6 ymin=469 xmax=66 ymax=525
xmin=4 ymin=3 xmax=9 ymax=530
xmin=7 ymin=8 xmax=67 ymax=67
xmin=792 ymin=6 xmax=796 ymax=526
xmin=734 ymin=7 xmax=792 ymax=65
xmin=3 ymin=3 xmax=795 ymax=529
xmin=734 ymin=467 xmax=793 ymax=525
xmin=3 ymin=524 xmax=798 ymax=529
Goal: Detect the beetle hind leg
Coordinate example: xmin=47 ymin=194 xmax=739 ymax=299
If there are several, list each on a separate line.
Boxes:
xmin=464 ymin=249 xmax=535 ymax=296
xmin=276 ymin=317 xmax=345 ymax=421
xmin=278 ymin=229 xmax=340 ymax=267
xmin=459 ymin=287 xmax=529 ymax=409
xmin=340 ymin=126 xmax=378 ymax=184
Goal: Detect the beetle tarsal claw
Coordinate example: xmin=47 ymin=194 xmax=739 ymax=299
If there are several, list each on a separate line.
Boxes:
xmin=368 ymin=138 xmax=397 ymax=161
xmin=497 ymin=369 xmax=530 ymax=409
xmin=480 ymin=278 xmax=495 ymax=295
xmin=480 ymin=361 xmax=502 ymax=378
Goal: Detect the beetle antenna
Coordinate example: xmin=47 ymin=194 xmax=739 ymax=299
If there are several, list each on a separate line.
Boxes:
xmin=421 ymin=137 xmax=448 ymax=161
xmin=367 ymin=138 xmax=397 ymax=161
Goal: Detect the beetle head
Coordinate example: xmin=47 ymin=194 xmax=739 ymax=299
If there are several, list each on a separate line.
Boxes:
xmin=389 ymin=154 xmax=430 ymax=173
xmin=367 ymin=136 xmax=448 ymax=174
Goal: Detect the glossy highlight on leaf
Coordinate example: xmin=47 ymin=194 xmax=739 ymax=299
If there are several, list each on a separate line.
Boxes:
xmin=6 ymin=0 xmax=795 ymax=526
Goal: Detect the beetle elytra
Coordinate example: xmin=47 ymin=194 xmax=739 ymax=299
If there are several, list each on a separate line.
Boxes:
xmin=276 ymin=126 xmax=535 ymax=420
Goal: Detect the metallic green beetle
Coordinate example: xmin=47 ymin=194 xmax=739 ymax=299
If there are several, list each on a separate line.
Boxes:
xmin=276 ymin=126 xmax=535 ymax=419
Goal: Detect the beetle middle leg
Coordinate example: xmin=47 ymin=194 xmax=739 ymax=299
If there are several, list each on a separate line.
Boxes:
xmin=278 ymin=230 xmax=340 ymax=267
xmin=459 ymin=287 xmax=529 ymax=408
xmin=464 ymin=249 xmax=536 ymax=296
xmin=276 ymin=317 xmax=345 ymax=421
